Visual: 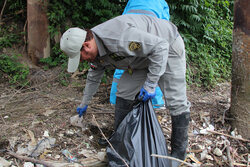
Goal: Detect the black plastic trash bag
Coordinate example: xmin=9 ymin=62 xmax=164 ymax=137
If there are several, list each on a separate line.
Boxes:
xmin=107 ymin=99 xmax=170 ymax=167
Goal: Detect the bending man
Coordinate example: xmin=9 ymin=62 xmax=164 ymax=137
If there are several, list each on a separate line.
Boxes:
xmin=60 ymin=13 xmax=191 ymax=166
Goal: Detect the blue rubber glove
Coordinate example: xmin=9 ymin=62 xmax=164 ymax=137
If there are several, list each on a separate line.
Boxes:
xmin=77 ymin=105 xmax=88 ymax=117
xmin=139 ymin=87 xmax=156 ymax=102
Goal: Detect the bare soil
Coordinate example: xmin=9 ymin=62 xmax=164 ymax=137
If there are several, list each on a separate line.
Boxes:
xmin=0 ymin=67 xmax=249 ymax=167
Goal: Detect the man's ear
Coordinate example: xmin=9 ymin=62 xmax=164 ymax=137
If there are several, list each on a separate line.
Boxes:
xmin=83 ymin=41 xmax=91 ymax=52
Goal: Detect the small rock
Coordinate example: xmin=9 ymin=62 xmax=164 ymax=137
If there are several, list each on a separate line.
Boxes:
xmin=0 ymin=157 xmax=11 ymax=167
xmin=23 ymin=162 xmax=34 ymax=167
xmin=66 ymin=129 xmax=75 ymax=136
xmin=200 ymin=150 xmax=208 ymax=160
xmin=89 ymin=136 xmax=93 ymax=140
xmin=206 ymin=154 xmax=214 ymax=160
xmin=97 ymin=152 xmax=107 ymax=162
xmin=205 ymin=139 xmax=212 ymax=145
xmin=43 ymin=110 xmax=56 ymax=116
xmin=213 ymin=147 xmax=223 ymax=156
xmin=203 ymin=163 xmax=214 ymax=166
xmin=58 ymin=133 xmax=64 ymax=137
xmin=55 ymin=154 xmax=61 ymax=159
xmin=78 ymin=149 xmax=94 ymax=157
xmin=43 ymin=130 xmax=49 ymax=137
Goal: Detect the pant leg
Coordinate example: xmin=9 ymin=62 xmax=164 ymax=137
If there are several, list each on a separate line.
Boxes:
xmin=114 ymin=97 xmax=134 ymax=130
xmin=116 ymin=69 xmax=147 ymax=100
xmin=158 ymin=35 xmax=191 ymax=116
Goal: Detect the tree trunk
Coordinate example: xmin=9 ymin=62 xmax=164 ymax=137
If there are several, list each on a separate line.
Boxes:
xmin=230 ymin=0 xmax=250 ymax=139
xmin=27 ymin=0 xmax=50 ymax=65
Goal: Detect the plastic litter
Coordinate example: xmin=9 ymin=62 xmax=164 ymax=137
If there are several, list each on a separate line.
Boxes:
xmin=62 ymin=149 xmax=78 ymax=163
xmin=107 ymin=99 xmax=170 ymax=167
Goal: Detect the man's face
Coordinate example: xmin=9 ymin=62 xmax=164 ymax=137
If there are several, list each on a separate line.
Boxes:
xmin=80 ymin=39 xmax=98 ymax=62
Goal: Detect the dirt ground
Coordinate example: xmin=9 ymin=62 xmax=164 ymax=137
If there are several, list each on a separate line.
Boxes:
xmin=0 ymin=67 xmax=249 ymax=167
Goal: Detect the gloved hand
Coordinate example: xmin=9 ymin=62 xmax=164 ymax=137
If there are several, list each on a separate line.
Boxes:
xmin=77 ymin=105 xmax=88 ymax=117
xmin=139 ymin=87 xmax=156 ymax=102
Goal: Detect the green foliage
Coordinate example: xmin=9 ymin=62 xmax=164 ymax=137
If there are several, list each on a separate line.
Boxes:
xmin=40 ymin=43 xmax=68 ymax=70
xmin=47 ymin=0 xmax=124 ymax=39
xmin=0 ymin=25 xmax=22 ymax=49
xmin=0 ymin=54 xmax=29 ymax=86
xmin=0 ymin=0 xmax=234 ymax=88
xmin=168 ymin=0 xmax=233 ymax=87
xmin=58 ymin=72 xmax=70 ymax=86
xmin=0 ymin=0 xmax=26 ymax=22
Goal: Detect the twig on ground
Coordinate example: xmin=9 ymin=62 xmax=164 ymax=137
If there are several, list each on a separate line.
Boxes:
xmin=0 ymin=114 xmax=6 ymax=124
xmin=90 ymin=106 xmax=114 ymax=113
xmin=6 ymin=151 xmax=55 ymax=167
xmin=92 ymin=115 xmax=129 ymax=167
xmin=71 ymin=69 xmax=88 ymax=79
xmin=88 ymin=111 xmax=114 ymax=114
xmin=248 ymin=154 xmax=250 ymax=167
xmin=207 ymin=130 xmax=250 ymax=142
xmin=225 ymin=140 xmax=234 ymax=167
xmin=233 ymin=162 xmax=247 ymax=166
xmin=0 ymin=90 xmax=40 ymax=99
xmin=151 ymin=154 xmax=195 ymax=167
xmin=1 ymin=70 xmax=44 ymax=109
xmin=14 ymin=158 xmax=21 ymax=167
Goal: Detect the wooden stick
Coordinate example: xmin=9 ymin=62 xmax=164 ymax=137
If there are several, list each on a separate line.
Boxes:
xmin=226 ymin=141 xmax=234 ymax=167
xmin=92 ymin=115 xmax=129 ymax=167
xmin=151 ymin=154 xmax=196 ymax=167
xmin=0 ymin=0 xmax=7 ymax=22
xmin=207 ymin=130 xmax=250 ymax=142
xmin=0 ymin=114 xmax=6 ymax=124
xmin=233 ymin=162 xmax=247 ymax=166
xmin=7 ymin=151 xmax=55 ymax=167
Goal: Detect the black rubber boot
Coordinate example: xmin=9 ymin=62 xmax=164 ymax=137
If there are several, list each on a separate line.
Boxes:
xmin=98 ymin=97 xmax=134 ymax=147
xmin=114 ymin=97 xmax=134 ymax=130
xmin=171 ymin=112 xmax=190 ymax=167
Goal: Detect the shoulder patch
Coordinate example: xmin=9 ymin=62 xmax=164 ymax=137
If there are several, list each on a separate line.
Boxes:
xmin=129 ymin=42 xmax=141 ymax=51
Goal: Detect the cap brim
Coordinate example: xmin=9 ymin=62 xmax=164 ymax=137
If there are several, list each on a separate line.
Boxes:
xmin=67 ymin=52 xmax=80 ymax=73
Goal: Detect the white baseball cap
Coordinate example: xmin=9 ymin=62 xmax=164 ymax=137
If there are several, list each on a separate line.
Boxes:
xmin=60 ymin=27 xmax=87 ymax=72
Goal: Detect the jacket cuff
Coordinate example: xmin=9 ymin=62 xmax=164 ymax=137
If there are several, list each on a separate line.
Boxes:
xmin=143 ymin=79 xmax=157 ymax=93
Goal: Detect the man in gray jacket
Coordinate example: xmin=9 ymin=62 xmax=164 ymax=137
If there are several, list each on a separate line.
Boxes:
xmin=60 ymin=14 xmax=191 ymax=166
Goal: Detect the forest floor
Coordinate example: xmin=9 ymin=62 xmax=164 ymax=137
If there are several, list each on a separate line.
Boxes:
xmin=0 ymin=67 xmax=249 ymax=167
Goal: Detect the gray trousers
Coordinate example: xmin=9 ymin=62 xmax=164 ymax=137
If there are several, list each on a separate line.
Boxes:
xmin=117 ymin=35 xmax=191 ymax=116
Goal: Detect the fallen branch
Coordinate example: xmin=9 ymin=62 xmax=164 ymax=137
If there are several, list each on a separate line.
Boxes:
xmin=6 ymin=151 xmax=55 ymax=167
xmin=151 ymin=154 xmax=196 ymax=167
xmin=92 ymin=115 xmax=129 ymax=167
xmin=225 ymin=140 xmax=234 ymax=167
xmin=207 ymin=130 xmax=250 ymax=142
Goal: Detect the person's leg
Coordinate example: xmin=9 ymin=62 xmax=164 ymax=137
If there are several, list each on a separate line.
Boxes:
xmin=114 ymin=97 xmax=134 ymax=130
xmin=115 ymin=69 xmax=147 ymax=128
xmin=158 ymin=35 xmax=191 ymax=166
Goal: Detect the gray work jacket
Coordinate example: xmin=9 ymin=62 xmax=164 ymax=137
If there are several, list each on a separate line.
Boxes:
xmin=81 ymin=14 xmax=179 ymax=106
